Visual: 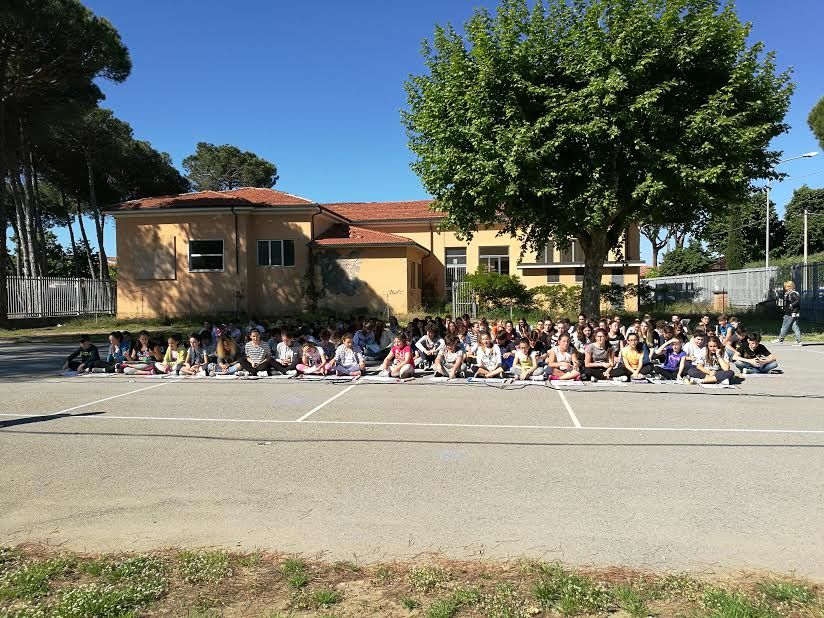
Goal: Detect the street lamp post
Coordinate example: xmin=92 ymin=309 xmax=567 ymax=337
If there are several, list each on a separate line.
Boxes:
xmin=765 ymin=152 xmax=818 ymax=289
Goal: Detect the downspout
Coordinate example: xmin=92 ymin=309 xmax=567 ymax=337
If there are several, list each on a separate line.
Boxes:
xmin=232 ymin=206 xmax=240 ymax=319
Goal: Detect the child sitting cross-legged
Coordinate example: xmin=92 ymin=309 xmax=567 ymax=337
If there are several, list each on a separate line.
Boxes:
xmin=157 ymin=333 xmax=185 ymax=374
xmin=180 ymin=332 xmax=210 ymax=376
xmin=210 ymin=333 xmax=242 ymax=376
xmin=546 ymin=332 xmax=581 ymax=380
xmin=380 ymin=332 xmax=414 ymax=378
xmin=273 ymin=330 xmax=301 ymax=375
xmin=331 ymin=333 xmax=366 ymax=377
xmin=122 ymin=330 xmax=163 ymax=375
xmin=415 ymin=323 xmax=444 ymax=369
xmin=88 ymin=331 xmax=129 ymax=373
xmin=62 ymin=334 xmax=100 ymax=372
xmin=433 ymin=334 xmax=466 ymax=379
xmin=471 ymin=332 xmax=504 ymax=379
xmin=683 ymin=336 xmax=735 ymax=385
xmin=732 ymin=332 xmax=780 ymax=374
xmin=296 ymin=340 xmax=328 ymax=375
xmin=511 ymin=337 xmax=543 ymax=381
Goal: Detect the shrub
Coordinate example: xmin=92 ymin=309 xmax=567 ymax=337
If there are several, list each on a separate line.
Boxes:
xmin=465 ymin=267 xmax=533 ymax=309
xmin=531 ymin=284 xmax=580 ymax=315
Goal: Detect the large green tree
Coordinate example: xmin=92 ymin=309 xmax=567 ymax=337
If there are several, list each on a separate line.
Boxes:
xmin=403 ymin=0 xmax=793 ymax=316
xmin=809 ymin=97 xmax=824 ymax=151
xmin=702 ymin=191 xmax=784 ymax=269
xmin=182 ymin=142 xmax=278 ymax=192
xmin=783 ymin=185 xmax=824 ymax=258
xmin=658 ymin=241 xmax=712 ymax=276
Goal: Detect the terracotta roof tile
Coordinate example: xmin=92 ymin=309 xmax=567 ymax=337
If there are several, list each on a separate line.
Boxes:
xmin=321 ymin=200 xmax=441 ymax=222
xmin=106 ymin=187 xmax=314 ymax=211
xmin=313 ymin=224 xmax=420 ymax=247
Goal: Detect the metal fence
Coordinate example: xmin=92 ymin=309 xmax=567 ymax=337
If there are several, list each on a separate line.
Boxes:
xmin=6 ymin=276 xmax=117 ymax=319
xmin=645 ymin=262 xmax=824 ymax=324
xmin=451 ymin=281 xmax=477 ymax=318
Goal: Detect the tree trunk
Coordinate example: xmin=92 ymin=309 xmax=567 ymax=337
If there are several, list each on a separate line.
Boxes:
xmin=75 ymin=199 xmax=97 ymax=279
xmin=12 ymin=182 xmax=31 ymax=277
xmin=62 ymin=192 xmax=79 ymax=277
xmin=651 ymin=244 xmax=659 ymax=268
xmin=578 ymin=234 xmax=610 ymax=320
xmin=18 ymin=119 xmax=40 ymax=277
xmin=31 ymin=157 xmax=48 ymax=275
xmin=86 ymin=154 xmax=109 ymax=280
xmin=0 ymin=181 xmax=9 ymax=327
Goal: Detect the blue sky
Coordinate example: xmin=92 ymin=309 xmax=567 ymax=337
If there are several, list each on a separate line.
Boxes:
xmin=53 ymin=0 xmax=824 ymax=260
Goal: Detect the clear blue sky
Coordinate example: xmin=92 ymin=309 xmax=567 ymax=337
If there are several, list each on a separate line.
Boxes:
xmin=55 ymin=0 xmax=824 ymax=260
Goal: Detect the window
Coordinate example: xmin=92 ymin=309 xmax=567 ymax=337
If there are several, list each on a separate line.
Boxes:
xmin=445 ymin=248 xmax=467 ymax=293
xmin=559 ymin=240 xmax=584 ymax=263
xmin=189 ymin=239 xmax=224 ymax=272
xmin=541 ymin=240 xmax=555 ymax=264
xmin=611 ymin=268 xmax=624 ymax=284
xmin=546 ymin=271 xmax=560 ymax=284
xmin=479 ymin=246 xmax=510 ymax=275
xmin=257 ymin=240 xmax=296 ymax=267
xmin=575 ymin=268 xmax=584 ymax=282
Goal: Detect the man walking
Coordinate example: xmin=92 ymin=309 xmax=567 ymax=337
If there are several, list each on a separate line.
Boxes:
xmin=774 ymin=280 xmax=802 ymax=346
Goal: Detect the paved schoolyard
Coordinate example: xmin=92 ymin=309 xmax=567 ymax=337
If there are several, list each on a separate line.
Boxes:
xmin=1 ymin=342 xmax=823 ymax=578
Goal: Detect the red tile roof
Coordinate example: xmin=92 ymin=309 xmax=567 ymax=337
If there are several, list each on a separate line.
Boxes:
xmin=106 ymin=187 xmax=314 ymax=211
xmin=321 ymin=200 xmax=441 ymax=222
xmin=313 ymin=224 xmax=423 ymax=248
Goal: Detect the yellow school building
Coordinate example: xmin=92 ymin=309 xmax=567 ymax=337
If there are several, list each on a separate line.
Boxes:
xmin=106 ymin=187 xmax=643 ymax=318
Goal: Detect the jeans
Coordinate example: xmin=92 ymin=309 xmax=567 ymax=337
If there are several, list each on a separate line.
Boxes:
xmin=735 ymin=360 xmax=778 ymax=374
xmin=778 ymin=315 xmax=801 ymax=342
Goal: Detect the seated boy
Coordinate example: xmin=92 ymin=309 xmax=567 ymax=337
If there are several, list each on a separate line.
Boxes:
xmin=415 ymin=323 xmax=444 ymax=369
xmin=62 ymin=334 xmax=100 ymax=372
xmin=273 ymin=330 xmax=301 ymax=375
xmin=733 ymin=333 xmax=780 ymax=374
xmin=433 ymin=335 xmax=465 ymax=379
xmin=496 ymin=332 xmax=516 ymax=372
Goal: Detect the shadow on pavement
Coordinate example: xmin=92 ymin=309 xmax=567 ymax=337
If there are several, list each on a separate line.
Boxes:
xmin=0 ymin=411 xmax=106 ymax=429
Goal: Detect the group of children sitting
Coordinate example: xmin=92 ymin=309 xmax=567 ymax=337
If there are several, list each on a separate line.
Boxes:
xmin=62 ymin=312 xmax=781 ymax=385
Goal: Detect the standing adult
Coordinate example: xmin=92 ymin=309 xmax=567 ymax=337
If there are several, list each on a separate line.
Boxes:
xmin=774 ymin=281 xmax=802 ymax=346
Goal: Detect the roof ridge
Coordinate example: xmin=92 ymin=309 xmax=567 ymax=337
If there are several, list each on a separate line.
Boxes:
xmin=228 ymin=186 xmax=314 ymax=203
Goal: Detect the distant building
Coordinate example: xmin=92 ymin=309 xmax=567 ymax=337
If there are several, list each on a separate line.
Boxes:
xmin=105 ymin=188 xmax=642 ymax=317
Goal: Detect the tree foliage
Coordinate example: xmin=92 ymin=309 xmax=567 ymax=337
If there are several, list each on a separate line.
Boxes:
xmin=783 ymin=185 xmax=824 ymax=258
xmin=465 ymin=266 xmax=533 ymax=308
xmin=658 ymin=241 xmax=713 ymax=276
xmin=182 ymin=142 xmax=279 ymax=192
xmin=808 ymin=96 xmax=824 ymax=152
xmin=701 ymin=191 xmax=784 ymax=269
xmin=403 ymin=0 xmax=793 ymax=317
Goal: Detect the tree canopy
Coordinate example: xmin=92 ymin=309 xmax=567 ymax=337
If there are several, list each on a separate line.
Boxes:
xmin=182 ymin=142 xmax=279 ymax=192
xmin=403 ymin=0 xmax=793 ymax=316
xmin=658 ymin=241 xmax=713 ymax=276
xmin=809 ymin=96 xmax=824 ymax=151
xmin=783 ymin=185 xmax=824 ymax=258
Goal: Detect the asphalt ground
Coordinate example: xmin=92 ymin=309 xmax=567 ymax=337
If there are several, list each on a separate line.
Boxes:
xmin=1 ymin=341 xmax=823 ymax=578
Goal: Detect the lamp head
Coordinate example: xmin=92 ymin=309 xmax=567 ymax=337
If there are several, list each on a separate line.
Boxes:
xmin=802 ymin=152 xmax=819 ymax=158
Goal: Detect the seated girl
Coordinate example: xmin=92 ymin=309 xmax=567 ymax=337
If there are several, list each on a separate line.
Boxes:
xmin=122 ymin=330 xmax=163 ymax=375
xmin=653 ymin=336 xmax=686 ymax=381
xmin=331 ymin=333 xmax=366 ymax=376
xmin=237 ymin=330 xmax=275 ymax=376
xmin=380 ymin=332 xmax=414 ymax=378
xmin=180 ymin=332 xmax=210 ymax=376
xmin=210 ymin=334 xmax=243 ymax=375
xmin=613 ymin=332 xmax=653 ymax=381
xmin=319 ymin=329 xmax=336 ymax=359
xmin=89 ymin=331 xmax=129 ymax=373
xmin=684 ymin=336 xmax=735 ymax=385
xmin=472 ymin=332 xmax=503 ymax=379
xmin=433 ymin=335 xmax=466 ymax=379
xmin=583 ymin=328 xmax=615 ymax=382
xmin=296 ymin=340 xmax=328 ymax=375
xmin=546 ymin=332 xmax=581 ymax=380
xmin=511 ymin=337 xmax=543 ymax=381
xmin=157 ymin=333 xmax=185 ymax=374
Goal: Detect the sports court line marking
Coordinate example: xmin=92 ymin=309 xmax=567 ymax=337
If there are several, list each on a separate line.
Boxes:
xmin=51 ymin=380 xmax=179 ymax=415
xmin=0 ymin=413 xmax=823 ymax=435
xmin=295 ymin=384 xmax=357 ymax=421
xmin=555 ymin=389 xmax=581 ymax=428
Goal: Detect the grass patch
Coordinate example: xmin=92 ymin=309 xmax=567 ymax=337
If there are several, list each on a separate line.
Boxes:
xmin=177 ymin=550 xmax=231 ymax=584
xmin=374 ymin=565 xmax=394 ymax=584
xmin=615 ymin=584 xmax=650 ymax=617
xmin=703 ymin=588 xmax=779 ymax=618
xmin=757 ymin=579 xmax=817 ymax=606
xmin=533 ymin=562 xmax=612 ymax=615
xmin=482 ymin=582 xmax=529 ymax=618
xmin=236 ymin=552 xmax=263 ymax=568
xmin=425 ymin=587 xmax=480 ymax=618
xmin=400 ymin=596 xmax=420 ymax=610
xmin=279 ymin=558 xmax=310 ymax=589
xmin=310 ymin=587 xmax=342 ymax=608
xmin=332 ymin=560 xmax=361 ymax=573
xmin=0 ymin=558 xmax=73 ymax=601
xmin=408 ymin=565 xmax=450 ymax=593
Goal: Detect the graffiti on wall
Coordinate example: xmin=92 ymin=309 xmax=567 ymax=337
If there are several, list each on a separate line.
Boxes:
xmin=317 ymin=251 xmax=363 ymax=296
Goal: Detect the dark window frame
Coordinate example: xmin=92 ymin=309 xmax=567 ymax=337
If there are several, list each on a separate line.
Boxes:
xmin=188 ymin=239 xmax=224 ymax=273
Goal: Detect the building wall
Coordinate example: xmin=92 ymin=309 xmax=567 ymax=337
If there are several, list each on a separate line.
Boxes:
xmin=314 ymin=247 xmax=412 ymax=315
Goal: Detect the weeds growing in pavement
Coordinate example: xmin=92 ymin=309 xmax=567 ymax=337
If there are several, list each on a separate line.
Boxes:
xmin=310 ymin=588 xmax=342 ymax=608
xmin=374 ymin=565 xmax=393 ymax=584
xmin=177 ymin=551 xmax=231 ymax=584
xmin=280 ymin=558 xmax=310 ymax=589
xmin=408 ymin=565 xmax=450 ymax=593
xmin=533 ymin=562 xmax=612 ymax=615
xmin=0 ymin=558 xmax=73 ymax=601
xmin=332 ymin=560 xmax=361 ymax=573
xmin=615 ymin=584 xmax=650 ymax=617
xmin=236 ymin=552 xmax=263 ymax=568
xmin=481 ymin=582 xmax=529 ymax=618
xmin=703 ymin=588 xmax=779 ymax=618
xmin=50 ymin=578 xmax=165 ymax=617
xmin=757 ymin=579 xmax=817 ymax=606
xmin=400 ymin=596 xmax=420 ymax=609
xmin=425 ymin=587 xmax=480 ymax=618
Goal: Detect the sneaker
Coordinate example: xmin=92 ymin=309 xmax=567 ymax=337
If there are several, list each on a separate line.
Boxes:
xmin=741 ymin=367 xmax=753 ymax=375
xmin=237 ymin=370 xmax=249 ymax=377
xmin=721 ymin=378 xmax=730 ymax=385
xmin=772 ymin=339 xmax=782 ymax=344
xmin=286 ymin=369 xmax=298 ymax=376
xmin=613 ymin=376 xmax=628 ymax=383
xmin=379 ymin=370 xmax=389 ymax=378
xmin=769 ymin=368 xmax=784 ymax=374
xmin=792 ymin=342 xmax=803 ymax=347
xmin=681 ymin=376 xmax=691 ymax=385
xmin=350 ymin=371 xmax=362 ymax=378
xmin=257 ymin=370 xmax=269 ymax=377
xmin=590 ymin=376 xmax=598 ymax=383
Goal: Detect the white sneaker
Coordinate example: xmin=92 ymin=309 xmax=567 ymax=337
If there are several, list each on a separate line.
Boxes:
xmin=613 ymin=376 xmax=628 ymax=383
xmin=237 ymin=370 xmax=248 ymax=377
xmin=286 ymin=369 xmax=298 ymax=376
xmin=590 ymin=377 xmax=598 ymax=383
xmin=721 ymin=378 xmax=730 ymax=385
xmin=792 ymin=342 xmax=803 ymax=347
xmin=257 ymin=370 xmax=269 ymax=377
xmin=771 ymin=339 xmax=782 ymax=344
xmin=681 ymin=376 xmax=692 ymax=385
xmin=742 ymin=367 xmax=753 ymax=375
xmin=379 ymin=370 xmax=389 ymax=377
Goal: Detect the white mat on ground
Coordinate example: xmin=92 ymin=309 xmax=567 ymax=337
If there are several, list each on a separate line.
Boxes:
xmin=60 ymin=371 xmax=78 ymax=377
xmin=588 ymin=379 xmax=628 ymax=386
xmin=357 ymin=376 xmax=415 ymax=383
xmin=741 ymin=372 xmax=782 ymax=377
xmin=699 ymin=382 xmax=738 ymax=389
xmin=549 ymin=380 xmax=585 ymax=389
xmin=298 ymin=374 xmax=355 ymax=382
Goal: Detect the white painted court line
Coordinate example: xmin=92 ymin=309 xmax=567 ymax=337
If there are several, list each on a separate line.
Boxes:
xmin=295 ymin=384 xmax=357 ymax=422
xmin=1 ymin=412 xmax=824 ymax=435
xmin=52 ymin=380 xmax=179 ymax=415
xmin=556 ymin=389 xmax=582 ymax=428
